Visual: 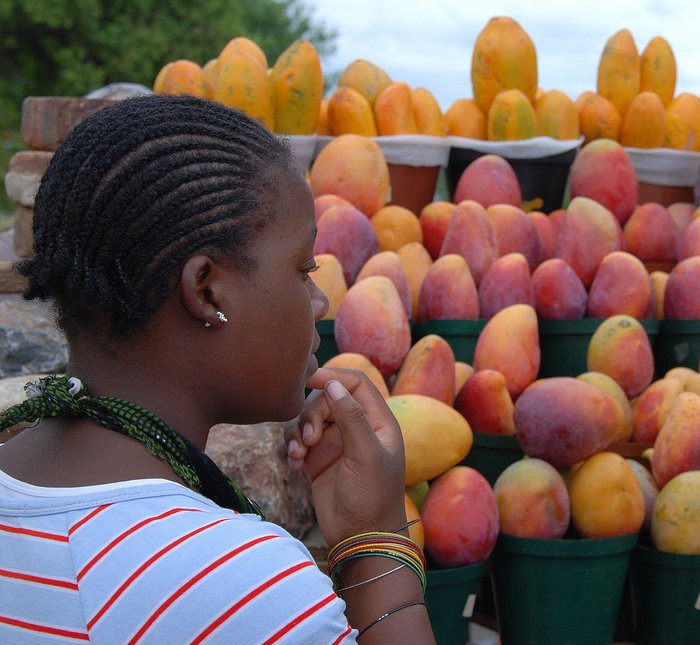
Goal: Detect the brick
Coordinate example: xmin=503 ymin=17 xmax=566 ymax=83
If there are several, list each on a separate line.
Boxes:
xmin=21 ymin=96 xmax=114 ymax=151
xmin=13 ymin=207 xmax=33 ymax=258
xmin=4 ymin=170 xmax=41 ymax=207
xmin=0 ymin=261 xmax=27 ymax=293
xmin=8 ymin=150 xmax=54 ymax=175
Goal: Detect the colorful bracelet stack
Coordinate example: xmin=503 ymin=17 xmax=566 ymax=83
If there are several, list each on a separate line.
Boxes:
xmin=326 ymin=531 xmax=427 ymax=594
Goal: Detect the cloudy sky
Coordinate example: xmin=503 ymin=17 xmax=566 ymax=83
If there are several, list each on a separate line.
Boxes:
xmin=310 ymin=0 xmax=700 ymax=111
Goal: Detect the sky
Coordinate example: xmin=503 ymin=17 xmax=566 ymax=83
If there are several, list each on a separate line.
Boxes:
xmin=309 ymin=0 xmax=700 ymax=111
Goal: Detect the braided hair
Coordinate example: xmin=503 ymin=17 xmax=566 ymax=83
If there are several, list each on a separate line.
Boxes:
xmin=16 ymin=94 xmax=295 ymax=339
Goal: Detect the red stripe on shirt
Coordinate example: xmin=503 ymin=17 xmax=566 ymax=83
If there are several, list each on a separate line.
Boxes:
xmin=261 ymin=592 xmax=338 ymax=645
xmin=128 ymin=533 xmax=280 ymax=644
xmin=0 ymin=523 xmax=68 ymax=542
xmin=331 ymin=624 xmax=354 ymax=645
xmin=191 ymin=560 xmax=315 ymax=644
xmin=76 ymin=506 xmax=201 ymax=581
xmin=69 ymin=504 xmax=112 ymax=535
xmin=0 ymin=568 xmax=78 ymax=591
xmin=87 ymin=517 xmax=232 ymax=630
xmin=0 ymin=615 xmax=89 ymax=641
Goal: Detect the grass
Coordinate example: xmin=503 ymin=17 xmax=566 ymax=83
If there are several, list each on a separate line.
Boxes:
xmin=1 ymin=127 xmax=26 ymax=232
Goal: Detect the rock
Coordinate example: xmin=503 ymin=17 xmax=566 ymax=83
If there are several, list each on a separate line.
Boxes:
xmin=4 ymin=151 xmax=53 ymax=207
xmin=0 ymin=297 xmax=68 ymax=379
xmin=0 ymin=373 xmax=48 ymax=442
xmin=205 ymin=422 xmax=315 ymax=539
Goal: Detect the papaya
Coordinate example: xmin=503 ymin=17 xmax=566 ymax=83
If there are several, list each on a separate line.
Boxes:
xmin=535 ymin=89 xmax=580 ymax=140
xmin=338 ymin=59 xmax=393 ymax=108
xmin=315 ymin=98 xmax=331 ymax=135
xmin=216 ymin=36 xmax=268 ymax=77
xmin=579 ymin=94 xmax=622 ymax=143
xmin=374 ymin=82 xmax=419 ymax=135
xmin=487 ymin=89 xmax=537 ymax=141
xmin=157 ymin=59 xmax=209 ymax=99
xmin=640 ymin=36 xmax=676 ymax=106
xmin=411 ymin=87 xmax=446 ymax=136
xmin=620 ymin=91 xmax=666 ymax=148
xmin=471 ymin=16 xmax=538 ymax=116
xmin=386 ymin=394 xmax=473 ymax=486
xmin=596 ymin=29 xmax=640 ymax=120
xmin=270 ymin=40 xmax=323 ymax=134
xmin=201 ymin=58 xmax=218 ymax=98
xmin=444 ymin=98 xmax=486 ymax=139
xmin=664 ymin=92 xmax=700 ymax=152
xmin=214 ymin=54 xmax=275 ymax=131
xmin=153 ymin=62 xmax=172 ymax=94
xmin=326 ymin=86 xmax=378 ymax=137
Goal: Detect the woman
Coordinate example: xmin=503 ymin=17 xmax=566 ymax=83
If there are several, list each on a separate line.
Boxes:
xmin=0 ymin=95 xmax=434 ymax=643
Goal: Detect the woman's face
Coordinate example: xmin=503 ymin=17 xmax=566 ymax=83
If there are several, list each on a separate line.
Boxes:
xmin=217 ymin=168 xmax=329 ymax=423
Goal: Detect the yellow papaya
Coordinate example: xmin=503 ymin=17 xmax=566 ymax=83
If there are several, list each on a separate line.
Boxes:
xmin=386 ymin=394 xmax=473 ymax=486
xmin=338 ymin=59 xmax=393 ymax=108
xmin=664 ymin=92 xmax=700 ymax=151
xmin=487 ymin=88 xmax=537 ymax=141
xmin=214 ymin=54 xmax=275 ymax=132
xmin=579 ymin=94 xmax=622 ymax=143
xmin=620 ymin=91 xmax=667 ymax=148
xmin=374 ymin=81 xmax=419 ymax=135
xmin=411 ymin=87 xmax=446 ymax=136
xmin=326 ymin=86 xmax=377 ymax=137
xmin=535 ymin=89 xmax=580 ymax=140
xmin=270 ymin=40 xmax=323 ymax=134
xmin=596 ymin=29 xmax=640 ymax=120
xmin=471 ymin=16 xmax=538 ymax=116
xmin=153 ymin=62 xmax=173 ymax=94
xmin=158 ymin=59 xmax=209 ymax=99
xmin=444 ymin=98 xmax=486 ymax=139
xmin=315 ymin=98 xmax=332 ymax=135
xmin=216 ymin=36 xmax=268 ymax=78
xmin=640 ymin=36 xmax=676 ymax=107
xmin=201 ymin=59 xmax=218 ymax=99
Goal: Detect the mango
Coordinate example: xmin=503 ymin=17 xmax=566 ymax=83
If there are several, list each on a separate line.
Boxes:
xmin=335 ymin=276 xmax=410 ymax=378
xmin=310 ymin=254 xmax=347 ymax=320
xmin=532 ymin=258 xmax=588 ymax=320
xmin=374 ymin=81 xmax=419 ymax=135
xmin=396 ymin=242 xmax=433 ymax=320
xmin=578 ymin=93 xmax=622 ymax=143
xmin=664 ymin=366 xmax=698 ymax=386
xmin=405 ymin=480 xmax=429 ymax=511
xmin=535 ymin=89 xmax=580 ymax=140
xmin=419 ymin=201 xmax=456 ymax=260
xmin=487 ymin=204 xmax=541 ymax=271
xmin=587 ymin=315 xmax=655 ymax=398
xmin=626 ymin=460 xmax=659 ymax=531
xmin=421 ymin=466 xmax=499 ymax=567
xmin=157 ymin=59 xmax=209 ymax=98
xmin=623 ymin=202 xmax=680 ymax=268
xmin=370 ymin=205 xmax=423 ymax=253
xmin=478 ymin=252 xmax=535 ymax=319
xmin=454 ymin=361 xmax=475 ymax=395
xmin=309 ymin=134 xmax=389 ymax=217
xmin=493 ymin=458 xmax=571 ymax=539
xmin=555 ymin=196 xmax=623 ymax=287
xmin=313 ymin=204 xmax=379 ymax=285
xmin=527 ymin=211 xmax=558 ymax=262
xmin=473 ymin=303 xmax=540 ymax=398
xmin=620 ymin=91 xmax=667 ymax=148
xmin=270 ymin=40 xmax=323 ymax=134
xmin=392 ymin=334 xmax=456 ymax=405
xmin=453 ymin=154 xmax=521 ymax=209
xmin=596 ymin=29 xmax=640 ymax=120
xmin=386 ymin=394 xmax=473 ymax=486
xmin=514 ymin=378 xmax=625 ymax=467
xmin=651 ymin=391 xmax=700 ymax=488
xmin=664 ymin=93 xmax=700 ymax=151
xmin=411 ymin=87 xmax=446 ymax=136
xmin=569 ymin=451 xmax=645 ymax=538
xmin=337 ymin=59 xmax=392 ymax=108
xmin=326 ymin=86 xmax=378 ymax=137
xmin=404 ymin=494 xmax=425 ymax=550
xmin=471 ymin=16 xmax=538 ymax=115
xmin=678 ymin=217 xmax=700 ymax=260
xmin=454 ymin=368 xmax=515 ymax=436
xmin=663 ymin=256 xmax=700 ymax=319
xmin=444 ymin=98 xmax=486 ymax=139
xmin=568 ymin=138 xmax=638 ymax=225
xmin=314 ymin=194 xmax=353 ymax=223
xmin=650 ymin=270 xmax=669 ymax=319
xmin=668 ymin=201 xmax=695 ymax=233
xmin=577 ymin=370 xmax=634 ymax=442
xmin=214 ymin=54 xmax=274 ymax=131
xmin=587 ymin=251 xmax=652 ymax=319
xmin=440 ymin=200 xmax=498 ymax=286
xmin=487 ymin=89 xmax=537 ymax=141
xmin=322 ymin=352 xmax=390 ymax=399
xmin=631 ymin=377 xmax=683 ymax=444
xmin=417 ymin=254 xmax=479 ymax=322
xmin=651 ymin=470 xmax=700 ymax=554
xmin=640 ymin=36 xmax=676 ymax=106
xmin=355 ymin=251 xmax=412 ymax=318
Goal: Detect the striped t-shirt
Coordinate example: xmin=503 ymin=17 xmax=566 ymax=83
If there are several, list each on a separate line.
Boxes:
xmin=0 ymin=469 xmax=357 ymax=644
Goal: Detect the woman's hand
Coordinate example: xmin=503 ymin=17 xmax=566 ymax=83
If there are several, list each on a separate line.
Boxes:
xmin=281 ymin=367 xmax=407 ymax=548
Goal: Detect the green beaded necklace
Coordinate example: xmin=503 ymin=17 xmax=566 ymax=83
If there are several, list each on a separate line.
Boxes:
xmin=0 ymin=375 xmax=264 ymax=518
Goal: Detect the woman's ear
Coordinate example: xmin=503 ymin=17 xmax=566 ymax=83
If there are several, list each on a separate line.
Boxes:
xmin=179 ymin=255 xmax=224 ymax=327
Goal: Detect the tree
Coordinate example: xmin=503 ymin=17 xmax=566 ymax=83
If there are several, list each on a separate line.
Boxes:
xmin=0 ymin=0 xmax=337 ymax=130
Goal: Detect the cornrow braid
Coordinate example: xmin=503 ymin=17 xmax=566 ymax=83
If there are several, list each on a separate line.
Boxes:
xmin=16 ymin=94 xmax=296 ymax=339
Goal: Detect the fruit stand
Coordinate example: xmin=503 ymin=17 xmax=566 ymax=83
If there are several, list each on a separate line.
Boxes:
xmin=3 ymin=15 xmax=700 ymax=645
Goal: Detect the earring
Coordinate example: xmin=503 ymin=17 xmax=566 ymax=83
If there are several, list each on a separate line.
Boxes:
xmin=217 ymin=311 xmax=228 ymax=324
xmin=204 ymin=321 xmax=212 ymax=328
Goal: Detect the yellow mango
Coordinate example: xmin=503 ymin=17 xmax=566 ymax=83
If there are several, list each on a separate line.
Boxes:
xmin=596 ymin=29 xmax=640 ymax=120
xmin=487 ymin=89 xmax=537 ymax=141
xmin=444 ymin=98 xmax=486 ymax=139
xmin=535 ymin=89 xmax=580 ymax=140
xmin=326 ymin=86 xmax=377 ymax=137
xmin=270 ymin=40 xmax=323 ymax=134
xmin=386 ymin=394 xmax=473 ymax=486
xmin=620 ymin=91 xmax=667 ymax=148
xmin=214 ymin=54 xmax=275 ymax=132
xmin=471 ymin=16 xmax=538 ymax=115
xmin=374 ymin=81 xmax=419 ymax=135
xmin=411 ymin=87 xmax=446 ymax=136
xmin=338 ymin=59 xmax=393 ymax=107
xmin=640 ymin=36 xmax=676 ymax=107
